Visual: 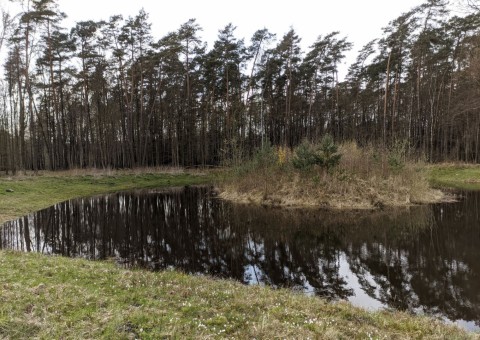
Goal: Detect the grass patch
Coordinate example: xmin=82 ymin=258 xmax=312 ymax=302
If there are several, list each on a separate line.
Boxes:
xmin=428 ymin=163 xmax=480 ymax=190
xmin=0 ymin=168 xmax=211 ymax=224
xmin=0 ymin=250 xmax=475 ymax=339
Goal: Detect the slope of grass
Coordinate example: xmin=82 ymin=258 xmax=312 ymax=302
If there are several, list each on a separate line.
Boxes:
xmin=428 ymin=163 xmax=480 ymax=190
xmin=0 ymin=250 xmax=475 ymax=339
xmin=0 ymin=168 xmax=210 ymax=224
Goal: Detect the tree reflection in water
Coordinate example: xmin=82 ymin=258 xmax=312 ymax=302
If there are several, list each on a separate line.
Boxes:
xmin=1 ymin=187 xmax=479 ymax=330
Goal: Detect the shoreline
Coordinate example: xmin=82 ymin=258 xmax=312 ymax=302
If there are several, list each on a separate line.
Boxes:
xmin=218 ymin=183 xmax=447 ymax=210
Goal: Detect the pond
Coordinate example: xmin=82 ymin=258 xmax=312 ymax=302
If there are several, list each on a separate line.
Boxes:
xmin=1 ymin=186 xmax=479 ymax=331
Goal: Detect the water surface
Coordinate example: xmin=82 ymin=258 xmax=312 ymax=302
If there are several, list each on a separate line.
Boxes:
xmin=1 ymin=186 xmax=479 ymax=331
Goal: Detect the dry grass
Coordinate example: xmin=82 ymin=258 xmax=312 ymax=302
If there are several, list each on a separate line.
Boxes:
xmin=220 ymin=142 xmax=444 ymax=209
xmin=3 ymin=166 xmax=192 ymax=178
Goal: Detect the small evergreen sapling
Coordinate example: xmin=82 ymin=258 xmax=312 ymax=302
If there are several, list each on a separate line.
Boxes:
xmin=317 ymin=134 xmax=341 ymax=172
xmin=292 ymin=135 xmax=341 ymax=172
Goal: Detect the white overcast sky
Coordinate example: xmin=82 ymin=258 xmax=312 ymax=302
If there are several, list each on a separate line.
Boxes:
xmin=2 ymin=0 xmax=429 ymax=75
xmin=58 ymin=0 xmax=423 ymax=49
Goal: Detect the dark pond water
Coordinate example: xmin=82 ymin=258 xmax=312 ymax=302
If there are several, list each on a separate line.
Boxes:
xmin=1 ymin=186 xmax=479 ymax=331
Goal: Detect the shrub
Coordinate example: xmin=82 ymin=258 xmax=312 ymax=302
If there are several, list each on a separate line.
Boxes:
xmin=318 ymin=134 xmax=341 ymax=171
xmin=277 ymin=146 xmax=290 ymax=166
xmin=388 ymin=139 xmax=408 ymax=172
xmin=253 ymin=142 xmax=277 ymax=169
xmin=292 ymin=135 xmax=341 ymax=172
xmin=221 ymin=137 xmax=245 ymax=167
xmin=292 ymin=140 xmax=318 ymax=170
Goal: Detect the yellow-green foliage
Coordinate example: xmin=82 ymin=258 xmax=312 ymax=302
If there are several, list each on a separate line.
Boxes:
xmin=277 ymin=146 xmax=290 ymax=165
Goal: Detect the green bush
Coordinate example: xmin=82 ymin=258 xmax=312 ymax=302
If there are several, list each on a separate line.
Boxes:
xmin=292 ymin=135 xmax=341 ymax=172
xmin=231 ymin=142 xmax=277 ymax=176
xmin=252 ymin=142 xmax=277 ymax=169
xmin=318 ymin=134 xmax=341 ymax=171
xmin=388 ymin=139 xmax=408 ymax=171
xmin=292 ymin=140 xmax=318 ymax=170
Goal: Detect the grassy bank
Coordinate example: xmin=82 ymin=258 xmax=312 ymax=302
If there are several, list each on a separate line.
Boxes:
xmin=0 ymin=168 xmax=210 ymax=225
xmin=220 ymin=141 xmax=444 ymax=209
xmin=428 ymin=163 xmax=480 ymax=190
xmin=0 ymin=251 xmax=475 ymax=339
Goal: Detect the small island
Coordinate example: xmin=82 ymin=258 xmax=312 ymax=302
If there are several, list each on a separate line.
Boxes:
xmin=219 ymin=137 xmax=445 ymax=210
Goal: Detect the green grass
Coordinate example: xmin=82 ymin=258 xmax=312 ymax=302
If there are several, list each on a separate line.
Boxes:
xmin=428 ymin=164 xmax=480 ymax=190
xmin=0 ymin=167 xmax=478 ymax=338
xmin=0 ymin=169 xmax=211 ymax=224
xmin=0 ymin=251 xmax=475 ymax=339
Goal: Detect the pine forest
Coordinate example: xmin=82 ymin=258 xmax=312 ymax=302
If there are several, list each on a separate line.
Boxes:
xmin=0 ymin=0 xmax=479 ymax=172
